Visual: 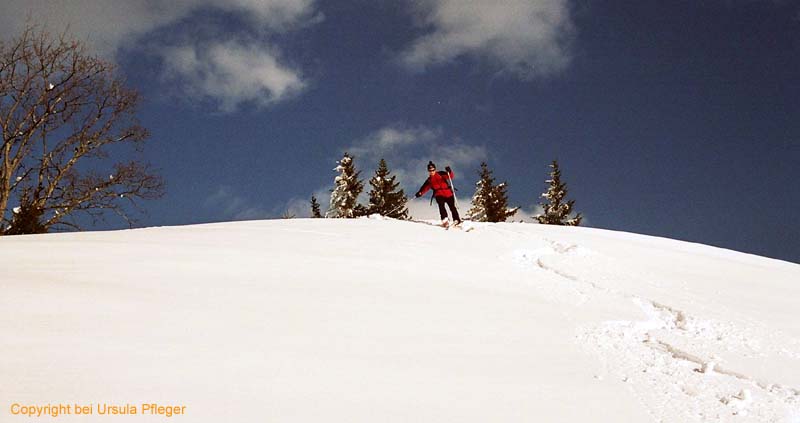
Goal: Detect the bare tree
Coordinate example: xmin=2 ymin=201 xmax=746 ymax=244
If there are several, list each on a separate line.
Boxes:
xmin=0 ymin=25 xmax=164 ymax=233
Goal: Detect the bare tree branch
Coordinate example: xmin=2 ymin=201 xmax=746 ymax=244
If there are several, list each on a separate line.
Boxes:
xmin=0 ymin=24 xmax=163 ymax=234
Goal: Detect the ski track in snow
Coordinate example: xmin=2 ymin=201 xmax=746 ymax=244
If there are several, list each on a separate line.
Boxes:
xmin=508 ymin=236 xmax=800 ymax=422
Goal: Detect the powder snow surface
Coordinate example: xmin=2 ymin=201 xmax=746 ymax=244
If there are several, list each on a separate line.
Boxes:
xmin=2 ymin=218 xmax=799 ymax=422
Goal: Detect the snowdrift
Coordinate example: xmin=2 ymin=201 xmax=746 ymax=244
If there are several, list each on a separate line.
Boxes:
xmin=2 ymin=218 xmax=799 ymax=422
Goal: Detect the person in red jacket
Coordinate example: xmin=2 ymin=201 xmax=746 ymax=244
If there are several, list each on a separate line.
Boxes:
xmin=415 ymin=161 xmax=462 ymax=227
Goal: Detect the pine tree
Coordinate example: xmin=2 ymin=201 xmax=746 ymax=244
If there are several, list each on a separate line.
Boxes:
xmin=326 ymin=153 xmax=365 ymax=218
xmin=466 ymin=164 xmax=491 ymax=222
xmin=466 ymin=162 xmax=519 ymax=223
xmin=367 ymin=159 xmax=409 ymax=219
xmin=535 ymin=160 xmax=582 ymax=226
xmin=310 ymin=195 xmax=322 ymax=218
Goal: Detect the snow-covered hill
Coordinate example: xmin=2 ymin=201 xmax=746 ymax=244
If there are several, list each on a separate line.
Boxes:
xmin=2 ymin=218 xmax=799 ymax=422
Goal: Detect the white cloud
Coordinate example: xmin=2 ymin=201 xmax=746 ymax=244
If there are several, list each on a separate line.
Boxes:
xmin=0 ymin=0 xmax=319 ymax=111
xmin=345 ymin=124 xmax=486 ymax=189
xmin=431 ymin=144 xmax=490 ymax=168
xmin=348 ymin=125 xmax=442 ymax=159
xmin=208 ymin=186 xmax=333 ymax=220
xmin=279 ymin=187 xmax=330 ymax=219
xmin=160 ymin=41 xmax=306 ymax=111
xmin=0 ymin=1 xmax=183 ymax=55
xmin=400 ymin=0 xmax=575 ymax=78
xmin=205 ymin=186 xmax=270 ymax=220
xmin=217 ymin=0 xmax=321 ymax=31
xmin=0 ymin=0 xmax=319 ymax=55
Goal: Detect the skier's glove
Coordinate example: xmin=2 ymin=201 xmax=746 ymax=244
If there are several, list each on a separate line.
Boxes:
xmin=414 ymin=192 xmax=421 ymax=198
xmin=445 ymin=166 xmax=452 ymax=172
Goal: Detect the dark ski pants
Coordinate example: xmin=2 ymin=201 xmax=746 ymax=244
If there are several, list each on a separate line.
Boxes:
xmin=435 ymin=196 xmax=460 ymax=222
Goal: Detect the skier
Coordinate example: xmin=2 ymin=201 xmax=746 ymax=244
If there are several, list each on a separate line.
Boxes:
xmin=414 ymin=161 xmax=461 ymax=227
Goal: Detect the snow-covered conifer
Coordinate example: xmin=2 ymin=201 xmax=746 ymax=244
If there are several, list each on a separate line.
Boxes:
xmin=466 ymin=162 xmax=519 ymax=222
xmin=535 ymin=160 xmax=582 ymax=226
xmin=326 ymin=153 xmax=365 ymax=218
xmin=367 ymin=159 xmax=409 ymax=219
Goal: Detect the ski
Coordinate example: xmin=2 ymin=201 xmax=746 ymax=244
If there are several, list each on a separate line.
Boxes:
xmin=447 ymin=221 xmax=474 ymax=232
xmin=409 ymin=219 xmax=451 ymax=229
xmin=410 ymin=219 xmax=474 ymax=232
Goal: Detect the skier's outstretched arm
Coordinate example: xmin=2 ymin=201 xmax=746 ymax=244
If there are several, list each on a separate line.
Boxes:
xmin=415 ymin=178 xmax=431 ymax=198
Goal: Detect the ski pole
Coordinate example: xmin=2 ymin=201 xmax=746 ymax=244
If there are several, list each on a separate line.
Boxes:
xmin=447 ymin=171 xmax=459 ymax=207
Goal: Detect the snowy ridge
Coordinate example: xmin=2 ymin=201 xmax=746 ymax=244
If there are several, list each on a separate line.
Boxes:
xmin=1 ymin=218 xmax=799 ymax=422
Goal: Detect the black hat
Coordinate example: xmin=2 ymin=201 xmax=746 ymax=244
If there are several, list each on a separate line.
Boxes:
xmin=427 ymin=161 xmax=436 ymax=170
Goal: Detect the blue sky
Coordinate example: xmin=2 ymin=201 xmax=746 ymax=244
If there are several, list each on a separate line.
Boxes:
xmin=2 ymin=0 xmax=798 ymax=263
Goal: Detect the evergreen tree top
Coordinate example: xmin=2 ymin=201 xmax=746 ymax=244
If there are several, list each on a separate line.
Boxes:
xmin=327 ymin=152 xmax=365 ymax=218
xmin=467 ymin=162 xmax=518 ymax=223
xmin=367 ymin=158 xmax=408 ymax=220
xmin=535 ymin=160 xmax=582 ymax=226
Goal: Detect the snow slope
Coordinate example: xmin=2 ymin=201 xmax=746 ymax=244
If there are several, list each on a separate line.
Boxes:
xmin=2 ymin=218 xmax=799 ymax=422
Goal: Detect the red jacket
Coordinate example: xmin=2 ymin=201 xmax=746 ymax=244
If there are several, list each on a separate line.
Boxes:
xmin=416 ymin=169 xmax=455 ymax=198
